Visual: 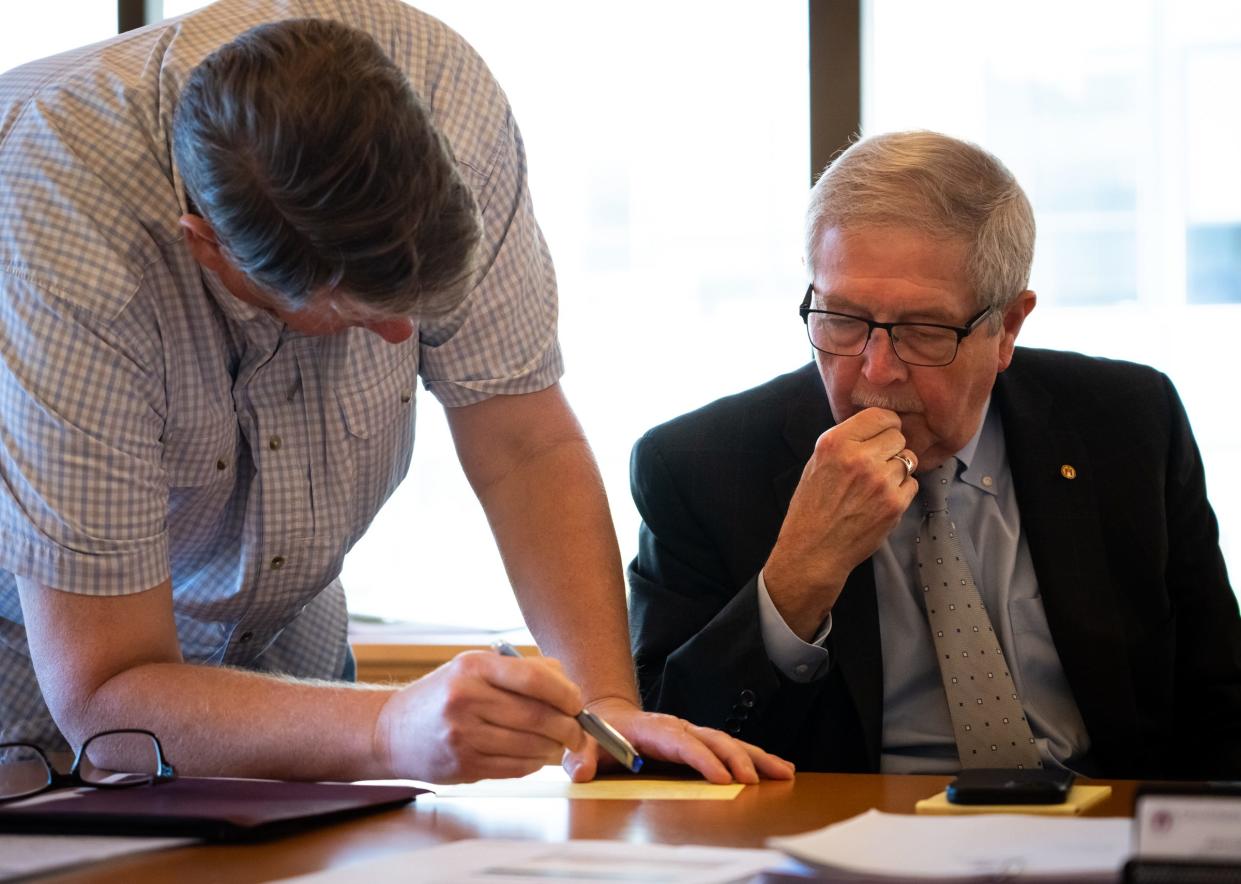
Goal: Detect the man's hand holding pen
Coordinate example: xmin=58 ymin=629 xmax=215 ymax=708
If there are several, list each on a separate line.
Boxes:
xmin=492 ymin=641 xmax=644 ymax=773
xmin=373 ymin=643 xmax=795 ymax=786
xmin=373 ymin=649 xmax=588 ymax=784
xmin=489 ymin=641 xmax=793 ymax=785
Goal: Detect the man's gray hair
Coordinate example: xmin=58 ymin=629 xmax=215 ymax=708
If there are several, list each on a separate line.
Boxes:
xmin=804 ymin=131 xmax=1035 ymax=323
xmin=173 ymin=18 xmax=481 ymax=315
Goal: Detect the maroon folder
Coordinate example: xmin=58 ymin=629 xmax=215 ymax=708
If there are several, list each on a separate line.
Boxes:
xmin=0 ymin=777 xmax=426 ymax=841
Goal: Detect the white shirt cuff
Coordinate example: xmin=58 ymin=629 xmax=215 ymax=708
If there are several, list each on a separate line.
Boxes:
xmin=756 ymin=569 xmax=832 ymax=683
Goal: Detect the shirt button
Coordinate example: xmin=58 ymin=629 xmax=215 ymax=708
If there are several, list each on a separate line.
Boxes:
xmin=982 ymin=475 xmax=994 ymax=487
xmin=796 ymin=664 xmax=809 ymax=675
xmin=268 ymin=436 xmax=282 ymax=451
xmin=739 ymin=689 xmax=756 ymax=706
xmin=238 ymin=631 xmax=253 ymax=643
xmin=216 ymin=459 xmax=227 ymax=471
xmin=400 ymin=391 xmax=412 ymax=404
xmin=270 ymin=556 xmax=286 ymax=570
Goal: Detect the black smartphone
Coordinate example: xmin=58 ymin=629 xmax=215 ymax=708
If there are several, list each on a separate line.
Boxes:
xmin=946 ymin=767 xmax=1075 ymax=805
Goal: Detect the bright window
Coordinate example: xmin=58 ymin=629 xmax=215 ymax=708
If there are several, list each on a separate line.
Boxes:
xmin=344 ymin=2 xmax=811 ymax=627
xmin=864 ymin=0 xmax=1241 ymax=592
xmin=0 ymin=6 xmax=115 ymax=74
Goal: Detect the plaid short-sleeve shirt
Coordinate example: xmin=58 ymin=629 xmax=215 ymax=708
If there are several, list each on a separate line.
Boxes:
xmin=0 ymin=0 xmax=562 ymax=746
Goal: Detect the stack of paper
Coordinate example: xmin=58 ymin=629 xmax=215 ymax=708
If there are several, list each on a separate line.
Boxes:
xmin=275 ymin=839 xmax=793 ymax=883
xmin=768 ymin=809 xmax=1131 ymax=881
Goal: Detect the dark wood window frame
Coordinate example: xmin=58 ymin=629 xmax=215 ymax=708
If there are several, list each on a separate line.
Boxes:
xmin=810 ymin=0 xmax=861 ymax=182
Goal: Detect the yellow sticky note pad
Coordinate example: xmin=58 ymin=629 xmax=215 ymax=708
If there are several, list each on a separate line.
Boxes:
xmin=565 ymin=779 xmax=744 ymax=800
xmin=916 ymin=784 xmax=1112 ymax=815
xmin=431 ymin=770 xmax=744 ymax=801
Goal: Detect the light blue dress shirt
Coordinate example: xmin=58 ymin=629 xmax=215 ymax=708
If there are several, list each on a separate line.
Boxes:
xmin=758 ymin=399 xmax=1096 ymax=774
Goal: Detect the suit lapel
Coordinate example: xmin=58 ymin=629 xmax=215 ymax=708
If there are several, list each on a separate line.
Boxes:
xmin=995 ymin=359 xmax=1140 ymax=773
xmin=774 ymin=365 xmax=884 ymax=769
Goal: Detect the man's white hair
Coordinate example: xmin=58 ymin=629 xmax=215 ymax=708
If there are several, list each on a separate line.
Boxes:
xmin=805 ymin=130 xmax=1035 ymax=327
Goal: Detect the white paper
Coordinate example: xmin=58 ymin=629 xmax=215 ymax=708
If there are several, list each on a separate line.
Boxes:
xmin=273 ymin=838 xmax=790 ymax=883
xmin=769 ymin=809 xmax=1132 ymax=879
xmin=0 ymin=833 xmax=193 ymax=880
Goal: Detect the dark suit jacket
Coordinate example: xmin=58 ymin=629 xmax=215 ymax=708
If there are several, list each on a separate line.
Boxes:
xmin=628 ymin=348 xmax=1241 ymax=779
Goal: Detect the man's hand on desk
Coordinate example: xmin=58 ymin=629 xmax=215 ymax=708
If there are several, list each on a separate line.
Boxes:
xmin=376 ymin=651 xmax=588 ymax=784
xmin=561 ymin=697 xmax=796 ymax=785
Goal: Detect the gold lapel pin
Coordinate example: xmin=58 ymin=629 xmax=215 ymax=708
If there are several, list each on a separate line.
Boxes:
xmin=1060 ymin=464 xmax=1077 ymax=480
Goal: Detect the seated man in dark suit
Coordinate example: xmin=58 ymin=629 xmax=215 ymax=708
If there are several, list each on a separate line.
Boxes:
xmin=628 ymin=130 xmax=1241 ymax=780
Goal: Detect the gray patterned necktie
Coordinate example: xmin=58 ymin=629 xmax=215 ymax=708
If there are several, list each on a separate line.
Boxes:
xmin=916 ymin=460 xmax=1042 ymax=769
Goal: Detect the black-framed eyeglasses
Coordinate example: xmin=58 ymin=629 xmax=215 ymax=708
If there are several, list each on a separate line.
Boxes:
xmin=0 ymin=729 xmax=176 ymax=803
xmin=799 ymin=284 xmax=992 ymax=367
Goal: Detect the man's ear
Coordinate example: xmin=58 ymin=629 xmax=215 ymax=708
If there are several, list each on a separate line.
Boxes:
xmin=996 ymin=290 xmax=1036 ymax=373
xmin=178 ymin=215 xmax=229 ymax=274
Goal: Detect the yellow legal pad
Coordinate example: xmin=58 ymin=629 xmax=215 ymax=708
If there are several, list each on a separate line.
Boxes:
xmin=915 ymin=784 xmax=1112 ymax=816
xmin=430 ymin=767 xmax=745 ymax=801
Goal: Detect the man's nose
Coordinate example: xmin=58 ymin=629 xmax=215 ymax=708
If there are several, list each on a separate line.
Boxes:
xmin=860 ymin=328 xmax=908 ymax=386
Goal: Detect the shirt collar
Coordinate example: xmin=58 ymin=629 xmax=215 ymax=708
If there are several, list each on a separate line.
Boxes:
xmin=201 ymin=268 xmax=261 ymax=324
xmin=198 ymin=266 xmax=290 ymax=358
xmin=954 ymin=397 xmax=1004 ymax=498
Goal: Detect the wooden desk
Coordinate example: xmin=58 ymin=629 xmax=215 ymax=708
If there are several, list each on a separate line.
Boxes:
xmin=45 ymin=773 xmax=1136 ymax=883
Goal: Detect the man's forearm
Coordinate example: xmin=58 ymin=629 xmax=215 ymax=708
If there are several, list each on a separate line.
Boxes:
xmin=20 ymin=576 xmax=399 ymax=781
xmin=78 ymin=661 xmax=394 ymax=780
xmin=472 ymin=433 xmax=638 ymax=708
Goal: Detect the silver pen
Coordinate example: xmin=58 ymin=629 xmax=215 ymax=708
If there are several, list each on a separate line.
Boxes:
xmin=491 ymin=640 xmax=644 ymax=773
